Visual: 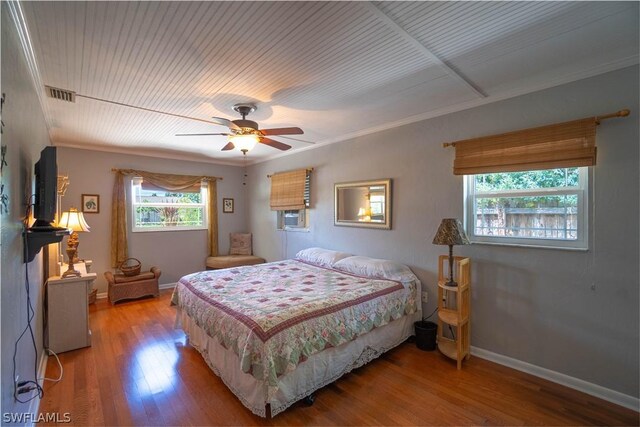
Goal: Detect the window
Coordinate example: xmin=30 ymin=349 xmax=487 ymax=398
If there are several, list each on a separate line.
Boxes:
xmin=277 ymin=173 xmax=310 ymax=231
xmin=131 ymin=177 xmax=208 ymax=232
xmin=464 ymin=167 xmax=588 ymax=249
xmin=368 ymin=186 xmax=386 ymax=221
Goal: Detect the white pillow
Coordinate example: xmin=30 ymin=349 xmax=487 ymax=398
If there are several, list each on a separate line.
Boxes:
xmin=333 ymin=256 xmax=416 ymax=282
xmin=295 ymin=247 xmax=352 ymax=268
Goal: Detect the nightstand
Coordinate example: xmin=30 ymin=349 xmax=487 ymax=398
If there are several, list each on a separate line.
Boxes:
xmin=46 ymin=272 xmax=97 ymax=353
xmin=60 ymin=260 xmax=96 ymax=303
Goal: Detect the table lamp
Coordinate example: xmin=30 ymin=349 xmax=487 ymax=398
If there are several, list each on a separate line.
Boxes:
xmin=432 ymin=218 xmax=469 ymax=286
xmin=59 ymin=208 xmax=90 ymax=278
xmin=357 ymin=207 xmax=371 ymax=222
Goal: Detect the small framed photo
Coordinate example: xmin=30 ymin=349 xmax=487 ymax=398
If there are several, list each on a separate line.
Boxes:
xmin=82 ymin=194 xmax=100 ymax=214
xmin=223 ymin=198 xmax=234 ymax=213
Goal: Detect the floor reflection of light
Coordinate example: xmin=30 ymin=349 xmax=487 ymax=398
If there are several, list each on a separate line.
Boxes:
xmin=132 ymin=342 xmax=179 ymax=396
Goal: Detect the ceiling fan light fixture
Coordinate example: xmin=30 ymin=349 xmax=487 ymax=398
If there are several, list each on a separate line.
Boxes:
xmin=230 ymin=134 xmax=259 ymax=152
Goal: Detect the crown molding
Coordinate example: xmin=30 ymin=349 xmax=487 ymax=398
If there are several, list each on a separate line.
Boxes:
xmin=5 ymin=0 xmax=53 ymax=131
xmin=251 ymin=57 xmax=638 ymax=165
xmin=55 ymin=55 xmax=640 ymax=167
xmin=10 ymin=0 xmax=637 ymax=167
xmin=53 ymin=141 xmax=245 ymax=168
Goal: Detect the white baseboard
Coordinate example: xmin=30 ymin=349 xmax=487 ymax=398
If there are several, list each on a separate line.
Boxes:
xmin=96 ymin=292 xmax=107 ymax=300
xmin=471 ymin=346 xmax=640 ymax=412
xmin=159 ymin=282 xmax=177 ymax=290
xmin=24 ymin=350 xmax=49 ymax=426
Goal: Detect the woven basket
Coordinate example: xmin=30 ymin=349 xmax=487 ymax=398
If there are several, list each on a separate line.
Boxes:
xmin=119 ymin=258 xmax=142 ymax=277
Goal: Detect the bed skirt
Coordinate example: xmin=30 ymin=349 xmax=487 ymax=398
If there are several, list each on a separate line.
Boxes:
xmin=176 ymin=307 xmax=420 ymax=417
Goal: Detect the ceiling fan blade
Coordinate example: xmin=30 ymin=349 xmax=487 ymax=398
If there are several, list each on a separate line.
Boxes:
xmin=175 ymin=133 xmax=229 ymax=136
xmin=221 ymin=142 xmax=235 ymax=151
xmin=260 ymin=127 xmax=304 ymax=136
xmin=260 ymin=137 xmax=291 ymax=151
xmin=211 ymin=116 xmax=241 ymax=131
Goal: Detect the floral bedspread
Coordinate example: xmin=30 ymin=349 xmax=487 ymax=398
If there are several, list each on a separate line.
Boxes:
xmin=172 ymin=259 xmax=417 ymax=390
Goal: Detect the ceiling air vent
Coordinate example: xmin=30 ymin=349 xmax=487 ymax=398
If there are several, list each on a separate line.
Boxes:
xmin=45 ymin=86 xmax=76 ymax=103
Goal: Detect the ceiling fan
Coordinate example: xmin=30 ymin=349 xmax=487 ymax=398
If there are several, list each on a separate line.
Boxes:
xmin=176 ymin=103 xmax=303 ymax=154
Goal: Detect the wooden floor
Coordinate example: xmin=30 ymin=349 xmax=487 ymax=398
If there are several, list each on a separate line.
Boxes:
xmin=39 ymin=291 xmax=638 ymax=426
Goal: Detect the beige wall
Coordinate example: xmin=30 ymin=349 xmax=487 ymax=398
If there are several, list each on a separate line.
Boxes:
xmin=56 ymin=147 xmax=247 ymax=292
xmin=1 ymin=5 xmax=52 ymax=414
xmin=247 ymin=66 xmax=640 ymax=399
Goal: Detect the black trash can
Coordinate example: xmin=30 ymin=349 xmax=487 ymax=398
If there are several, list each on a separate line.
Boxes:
xmin=414 ymin=321 xmax=437 ymax=351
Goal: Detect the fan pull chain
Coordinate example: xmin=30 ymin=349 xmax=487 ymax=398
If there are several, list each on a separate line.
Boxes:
xmin=242 ymin=152 xmax=248 ymax=186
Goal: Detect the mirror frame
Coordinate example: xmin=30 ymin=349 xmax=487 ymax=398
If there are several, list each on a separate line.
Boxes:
xmin=334 ymin=179 xmax=392 ymax=229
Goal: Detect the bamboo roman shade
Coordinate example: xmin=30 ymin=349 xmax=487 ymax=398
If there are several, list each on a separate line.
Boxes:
xmin=270 ymin=169 xmax=308 ymax=211
xmin=448 ymin=117 xmax=598 ymax=175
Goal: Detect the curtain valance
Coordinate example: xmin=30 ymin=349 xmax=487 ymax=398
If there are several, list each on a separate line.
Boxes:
xmin=269 ymin=169 xmax=309 ymax=211
xmin=114 ymin=168 xmax=220 ymax=190
xmin=110 ymin=169 xmax=220 ymax=267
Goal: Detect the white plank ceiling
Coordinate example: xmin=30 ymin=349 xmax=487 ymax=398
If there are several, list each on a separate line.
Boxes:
xmin=18 ymin=1 xmax=639 ymax=164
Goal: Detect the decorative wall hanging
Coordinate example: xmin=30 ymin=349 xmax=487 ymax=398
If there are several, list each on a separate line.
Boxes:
xmin=1 ymin=94 xmax=7 ymax=214
xmin=223 ymin=198 xmax=234 ymax=213
xmin=0 ymin=183 xmax=7 ymax=215
xmin=0 ymin=93 xmax=5 ymax=135
xmin=82 ymin=194 xmax=100 ymax=213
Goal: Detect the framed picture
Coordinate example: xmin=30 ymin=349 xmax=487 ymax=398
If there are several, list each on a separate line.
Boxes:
xmin=82 ymin=194 xmax=100 ymax=213
xmin=223 ymin=198 xmax=234 ymax=213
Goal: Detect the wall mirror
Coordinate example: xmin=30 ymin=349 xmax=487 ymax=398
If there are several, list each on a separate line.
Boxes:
xmin=334 ymin=179 xmax=391 ymax=229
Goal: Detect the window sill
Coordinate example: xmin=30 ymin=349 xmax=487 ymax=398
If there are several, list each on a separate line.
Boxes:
xmin=278 ymin=227 xmax=310 ymax=233
xmin=132 ymin=227 xmax=207 ymax=233
xmin=469 ymin=240 xmax=588 ymax=251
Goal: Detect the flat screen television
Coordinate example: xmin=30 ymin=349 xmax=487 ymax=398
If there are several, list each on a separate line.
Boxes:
xmin=32 ymin=146 xmax=58 ymax=229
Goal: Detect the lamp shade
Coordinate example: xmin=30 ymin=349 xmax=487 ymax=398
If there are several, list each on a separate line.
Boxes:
xmin=59 ymin=208 xmax=90 ymax=232
xmin=230 ymin=134 xmax=259 ymax=152
xmin=432 ymin=218 xmax=469 ymax=246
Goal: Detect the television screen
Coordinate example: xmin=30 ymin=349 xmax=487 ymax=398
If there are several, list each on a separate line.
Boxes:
xmin=32 ymin=146 xmax=57 ymax=228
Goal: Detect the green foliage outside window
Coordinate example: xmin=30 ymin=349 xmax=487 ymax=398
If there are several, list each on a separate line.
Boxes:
xmin=475 ymin=168 xmax=579 ymax=209
xmin=135 ymin=191 xmax=205 ymax=228
xmin=475 ymin=168 xmax=579 ymax=191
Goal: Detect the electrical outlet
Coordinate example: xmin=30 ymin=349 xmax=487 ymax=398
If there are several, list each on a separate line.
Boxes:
xmin=421 ymin=292 xmax=428 ymax=303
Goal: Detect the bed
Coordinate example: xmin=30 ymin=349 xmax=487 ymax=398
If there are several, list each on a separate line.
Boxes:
xmin=172 ymin=248 xmax=422 ymax=417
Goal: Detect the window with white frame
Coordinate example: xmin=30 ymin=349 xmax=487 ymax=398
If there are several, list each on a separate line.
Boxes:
xmin=131 ymin=177 xmax=208 ymax=232
xmin=464 ymin=167 xmax=588 ymax=249
xmin=368 ymin=186 xmax=386 ymax=221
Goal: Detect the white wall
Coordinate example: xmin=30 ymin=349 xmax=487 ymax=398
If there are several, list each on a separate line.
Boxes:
xmin=56 ymin=147 xmax=247 ymax=291
xmin=1 ymin=5 xmax=52 ymax=415
xmin=247 ymin=66 xmax=639 ymax=399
